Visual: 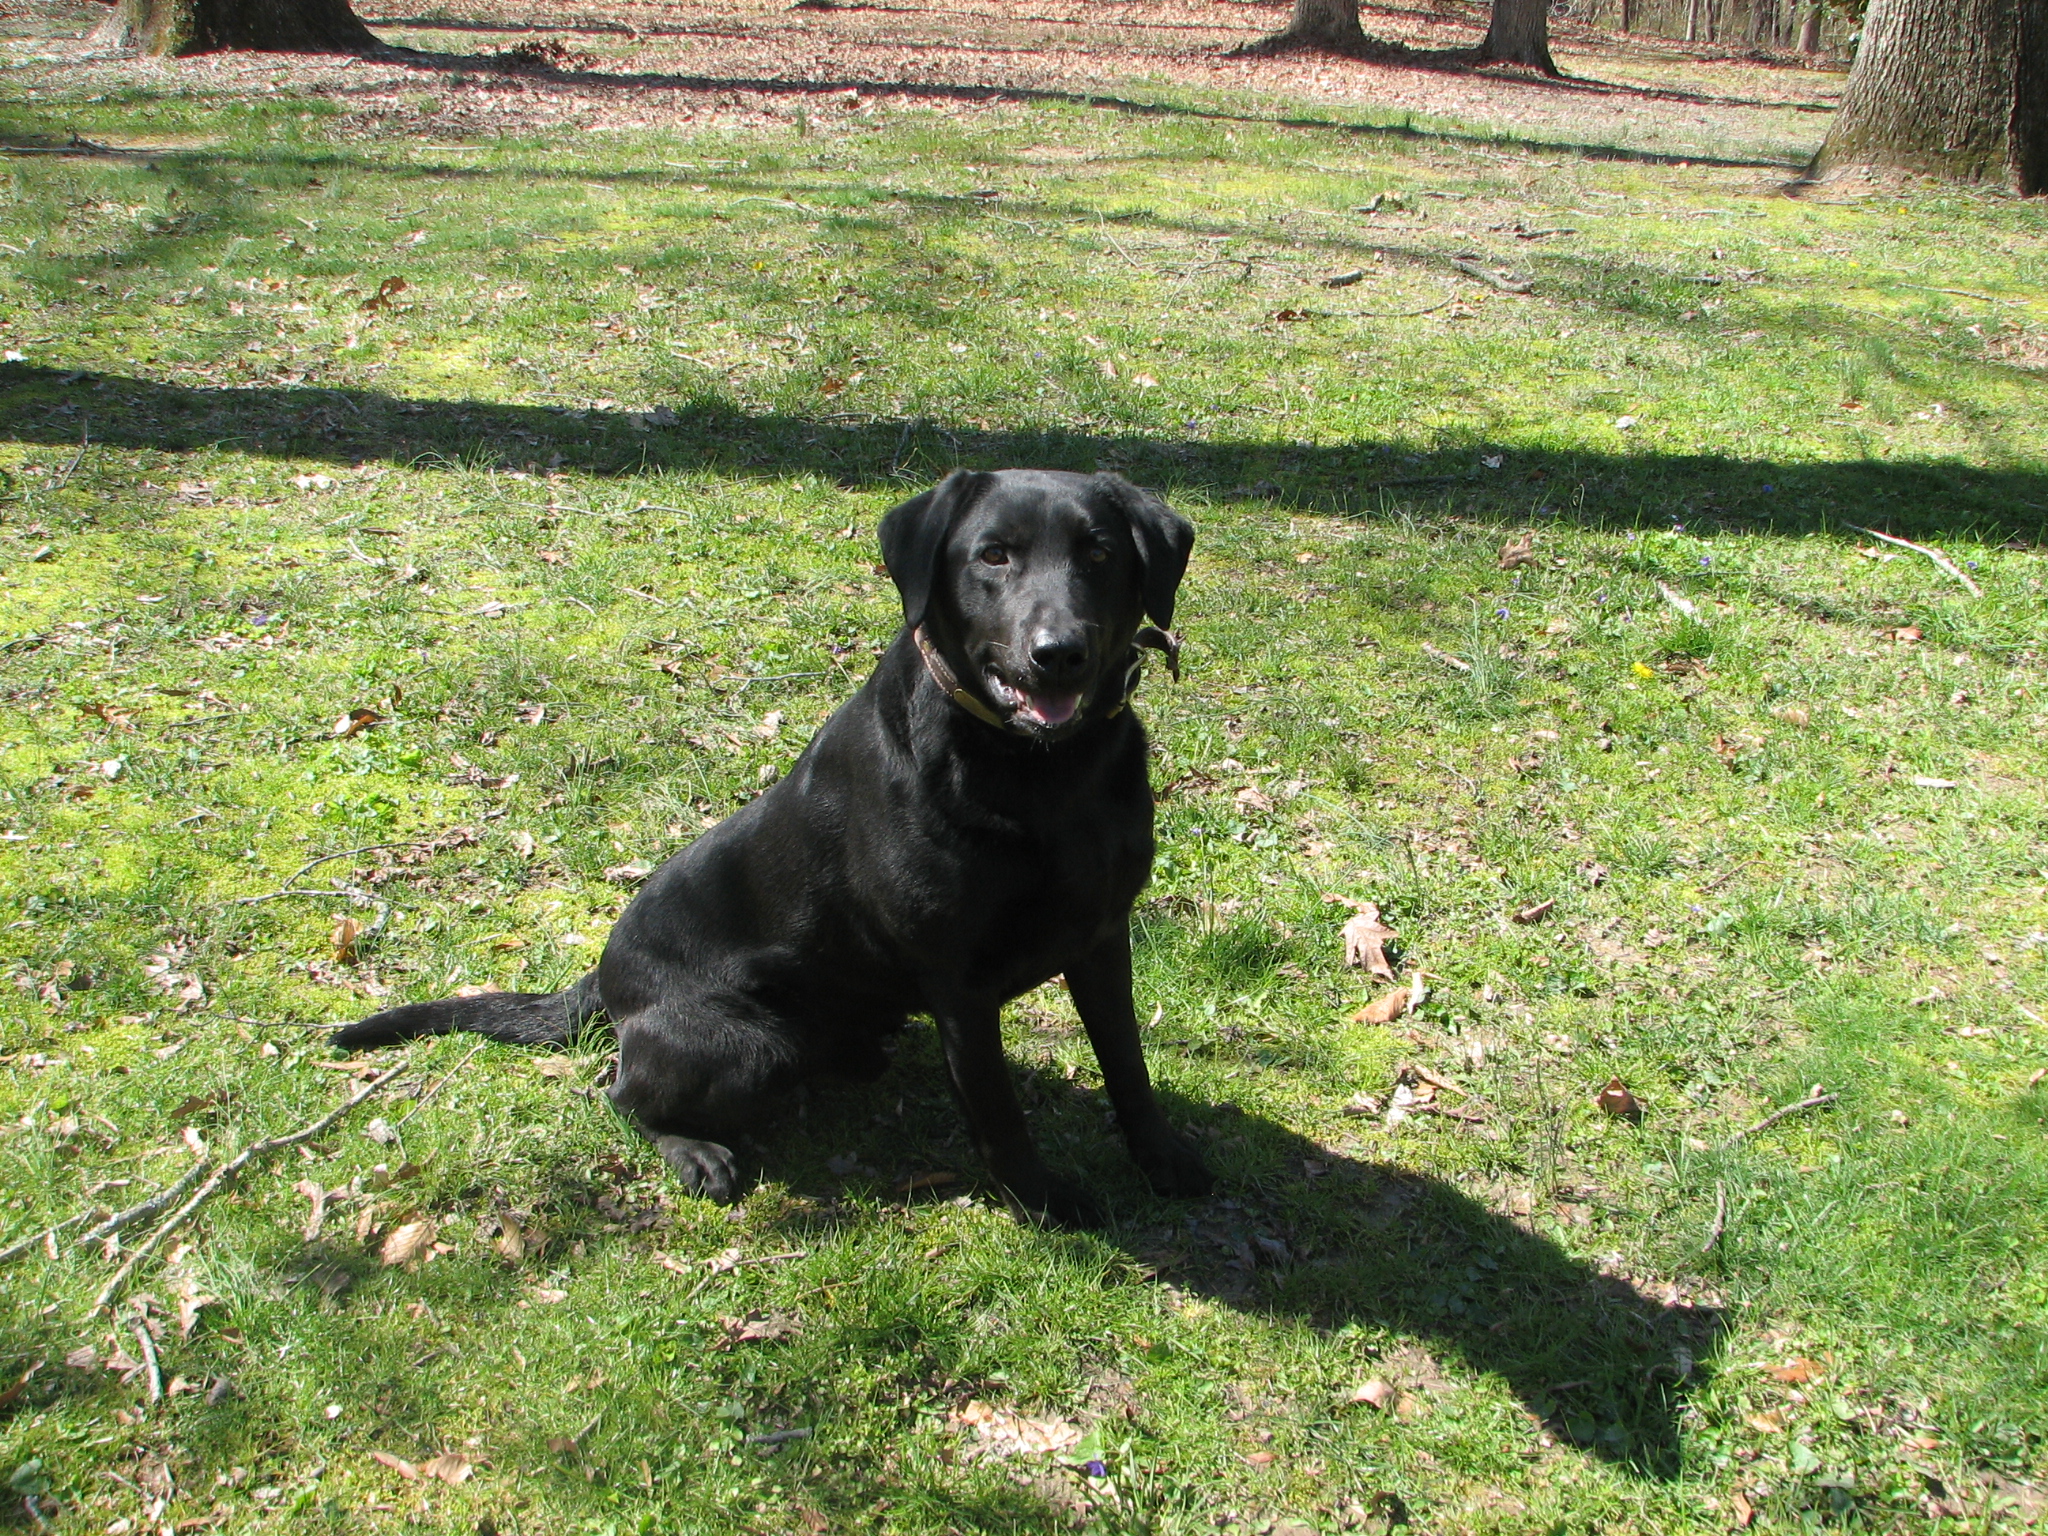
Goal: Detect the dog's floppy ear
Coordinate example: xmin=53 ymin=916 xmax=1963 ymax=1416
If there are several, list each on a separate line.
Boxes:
xmin=1098 ymin=474 xmax=1194 ymax=629
xmin=878 ymin=469 xmax=988 ymax=629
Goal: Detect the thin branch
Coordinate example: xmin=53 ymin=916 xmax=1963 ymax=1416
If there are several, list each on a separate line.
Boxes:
xmin=391 ymin=1041 xmax=488 ymax=1130
xmin=92 ymin=1061 xmax=410 ymax=1313
xmin=50 ymin=424 xmax=89 ymax=491
xmin=1718 ymin=1089 xmax=1836 ymax=1151
xmin=0 ymin=1211 xmax=90 ymax=1267
xmin=1843 ymin=524 xmax=1982 ymax=598
xmin=77 ymin=1157 xmax=212 ymax=1250
xmin=1449 ymin=258 xmax=1534 ymax=294
xmin=1702 ymin=1179 xmax=1727 ymax=1253
xmin=130 ymin=1321 xmax=162 ymax=1405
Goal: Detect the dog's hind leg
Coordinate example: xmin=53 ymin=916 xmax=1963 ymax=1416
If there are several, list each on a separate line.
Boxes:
xmin=605 ymin=1005 xmax=805 ymax=1204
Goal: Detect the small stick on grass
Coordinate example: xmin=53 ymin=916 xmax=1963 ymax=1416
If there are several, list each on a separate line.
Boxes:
xmin=0 ymin=1211 xmax=91 ymax=1267
xmin=1843 ymin=524 xmax=1982 ymax=598
xmin=391 ymin=1040 xmax=488 ymax=1130
xmin=92 ymin=1061 xmax=410 ymax=1313
xmin=1718 ymin=1088 xmax=1836 ymax=1151
xmin=1702 ymin=1180 xmax=1727 ymax=1253
xmin=1449 ymin=258 xmax=1533 ymax=294
xmin=76 ymin=1157 xmax=213 ymax=1251
xmin=130 ymin=1320 xmax=162 ymax=1405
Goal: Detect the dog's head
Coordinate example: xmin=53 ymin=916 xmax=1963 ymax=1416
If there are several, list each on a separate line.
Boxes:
xmin=879 ymin=468 xmax=1193 ymax=741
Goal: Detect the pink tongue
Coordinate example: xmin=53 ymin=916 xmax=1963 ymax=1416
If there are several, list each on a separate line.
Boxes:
xmin=1022 ymin=690 xmax=1080 ymax=726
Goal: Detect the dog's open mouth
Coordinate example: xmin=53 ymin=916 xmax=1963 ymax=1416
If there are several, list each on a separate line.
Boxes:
xmin=984 ymin=670 xmax=1081 ymax=728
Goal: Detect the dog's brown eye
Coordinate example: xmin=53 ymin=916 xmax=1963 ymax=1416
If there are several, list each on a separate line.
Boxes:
xmin=978 ymin=545 xmax=1009 ymax=566
xmin=1087 ymin=545 xmax=1109 ymax=563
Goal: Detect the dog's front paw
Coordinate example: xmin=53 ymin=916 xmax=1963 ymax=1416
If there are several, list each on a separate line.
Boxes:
xmin=1006 ymin=1174 xmax=1105 ymax=1231
xmin=652 ymin=1134 xmax=743 ymax=1203
xmin=1134 ymin=1132 xmax=1214 ymax=1200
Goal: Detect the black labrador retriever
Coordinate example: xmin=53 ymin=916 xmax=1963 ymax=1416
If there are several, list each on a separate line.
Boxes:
xmin=334 ymin=468 xmax=1212 ymax=1226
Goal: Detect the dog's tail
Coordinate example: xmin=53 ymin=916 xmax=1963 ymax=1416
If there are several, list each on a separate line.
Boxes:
xmin=332 ymin=970 xmax=605 ymax=1051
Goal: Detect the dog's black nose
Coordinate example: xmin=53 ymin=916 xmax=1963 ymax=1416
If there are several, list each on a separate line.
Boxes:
xmin=1029 ymin=631 xmax=1090 ymax=683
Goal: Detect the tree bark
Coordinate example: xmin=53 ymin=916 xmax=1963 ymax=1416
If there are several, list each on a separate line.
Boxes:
xmin=1476 ymin=0 xmax=1560 ymax=72
xmin=93 ymin=0 xmax=379 ymax=55
xmin=1234 ymin=0 xmax=1373 ymax=55
xmin=1810 ymin=0 xmax=2046 ymax=194
xmin=1797 ymin=3 xmax=1823 ymax=52
xmin=1619 ymin=0 xmax=1633 ymax=34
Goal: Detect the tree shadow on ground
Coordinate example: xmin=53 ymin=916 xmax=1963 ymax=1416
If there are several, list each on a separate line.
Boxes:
xmin=3 ymin=363 xmax=2041 ymax=544
xmin=756 ymin=1029 xmax=1723 ymax=1483
xmin=343 ymin=52 xmax=1807 ymax=170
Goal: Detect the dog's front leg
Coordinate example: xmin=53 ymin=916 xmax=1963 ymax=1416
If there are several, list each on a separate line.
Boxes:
xmin=1065 ymin=932 xmax=1214 ymax=1199
xmin=932 ymin=1000 xmax=1101 ymax=1229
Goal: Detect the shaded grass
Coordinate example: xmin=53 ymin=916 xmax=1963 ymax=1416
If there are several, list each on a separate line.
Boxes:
xmin=0 ymin=43 xmax=2045 ymax=1536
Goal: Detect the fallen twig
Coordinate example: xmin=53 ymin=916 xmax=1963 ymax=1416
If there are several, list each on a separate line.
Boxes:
xmin=1321 ymin=291 xmax=1459 ymax=319
xmin=1895 ymin=283 xmax=2004 ymax=303
xmin=92 ymin=1061 xmax=410 ymax=1313
xmin=1843 ymin=524 xmax=1982 ymax=598
xmin=50 ymin=425 xmax=89 ymax=492
xmin=744 ymin=1427 xmax=812 ymax=1447
xmin=679 ymin=1248 xmax=807 ymax=1304
xmin=1702 ymin=1179 xmax=1727 ymax=1253
xmin=1449 ymin=258 xmax=1533 ymax=295
xmin=1718 ymin=1088 xmax=1836 ymax=1151
xmin=76 ymin=1157 xmax=212 ymax=1252
xmin=130 ymin=1319 xmax=162 ymax=1405
xmin=391 ymin=1040 xmax=488 ymax=1130
xmin=0 ymin=1211 xmax=90 ymax=1267
xmin=1421 ymin=642 xmax=1472 ymax=673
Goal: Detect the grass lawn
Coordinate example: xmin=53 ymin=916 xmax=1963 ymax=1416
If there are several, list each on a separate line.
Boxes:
xmin=2 ymin=27 xmax=2047 ymax=1534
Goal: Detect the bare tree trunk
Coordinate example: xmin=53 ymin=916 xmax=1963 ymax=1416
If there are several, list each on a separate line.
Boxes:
xmin=93 ymin=0 xmax=378 ymax=54
xmin=1234 ymin=0 xmax=1373 ymax=55
xmin=1686 ymin=0 xmax=1702 ymax=43
xmin=1810 ymin=0 xmax=2046 ymax=194
xmin=1797 ymin=1 xmax=1822 ymax=50
xmin=1477 ymin=0 xmax=1560 ymax=71
xmin=1619 ymin=0 xmax=1633 ymax=34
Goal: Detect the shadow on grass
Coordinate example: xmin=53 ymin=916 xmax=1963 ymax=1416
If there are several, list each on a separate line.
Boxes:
xmin=2 ymin=363 xmax=2042 ymax=543
xmin=761 ymin=1033 xmax=1722 ymax=1484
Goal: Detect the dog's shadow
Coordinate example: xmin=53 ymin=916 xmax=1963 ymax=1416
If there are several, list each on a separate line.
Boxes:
xmin=758 ymin=1024 xmax=1721 ymax=1481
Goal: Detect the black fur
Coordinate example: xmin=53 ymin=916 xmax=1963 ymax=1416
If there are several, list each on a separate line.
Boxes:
xmin=335 ymin=469 xmax=1212 ymax=1227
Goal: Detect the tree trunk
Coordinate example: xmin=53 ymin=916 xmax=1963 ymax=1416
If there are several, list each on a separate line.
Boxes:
xmin=1619 ymin=0 xmax=1632 ymax=34
xmin=1685 ymin=0 xmax=1701 ymax=44
xmin=1799 ymin=1 xmax=1826 ymax=51
xmin=1235 ymin=0 xmax=1372 ymax=55
xmin=1810 ymin=0 xmax=2046 ymax=193
xmin=1477 ymin=0 xmax=1560 ymax=72
xmin=93 ymin=0 xmax=378 ymax=55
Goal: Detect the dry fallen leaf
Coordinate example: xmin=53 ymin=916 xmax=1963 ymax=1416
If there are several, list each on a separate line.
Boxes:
xmin=295 ymin=1179 xmax=328 ymax=1241
xmin=371 ymin=1450 xmax=420 ymax=1479
xmin=946 ymin=1400 xmax=1084 ymax=1460
xmin=1731 ymin=1490 xmax=1756 ymax=1529
xmin=1352 ymin=987 xmax=1412 ymax=1026
xmin=515 ymin=702 xmax=547 ymax=726
xmin=421 ymin=1452 xmax=473 ymax=1486
xmin=719 ymin=1310 xmax=801 ymax=1346
xmin=604 ymin=860 xmax=654 ymax=885
xmin=1769 ymin=1357 xmax=1823 ymax=1385
xmin=1512 ymin=898 xmax=1556 ymax=924
xmin=330 ymin=916 xmax=363 ymax=965
xmin=1596 ymin=1077 xmax=1641 ymax=1120
xmin=1498 ymin=533 xmax=1537 ymax=570
xmin=379 ymin=1219 xmax=436 ymax=1268
xmin=1745 ymin=1411 xmax=1786 ymax=1434
xmin=510 ymin=830 xmax=537 ymax=859
xmin=1349 ymin=1378 xmax=1397 ymax=1410
xmin=1340 ymin=902 xmax=1399 ymax=980
xmin=332 ymin=707 xmax=384 ymax=739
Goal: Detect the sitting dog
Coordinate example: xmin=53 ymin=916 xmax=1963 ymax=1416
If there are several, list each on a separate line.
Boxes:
xmin=334 ymin=468 xmax=1213 ymax=1226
